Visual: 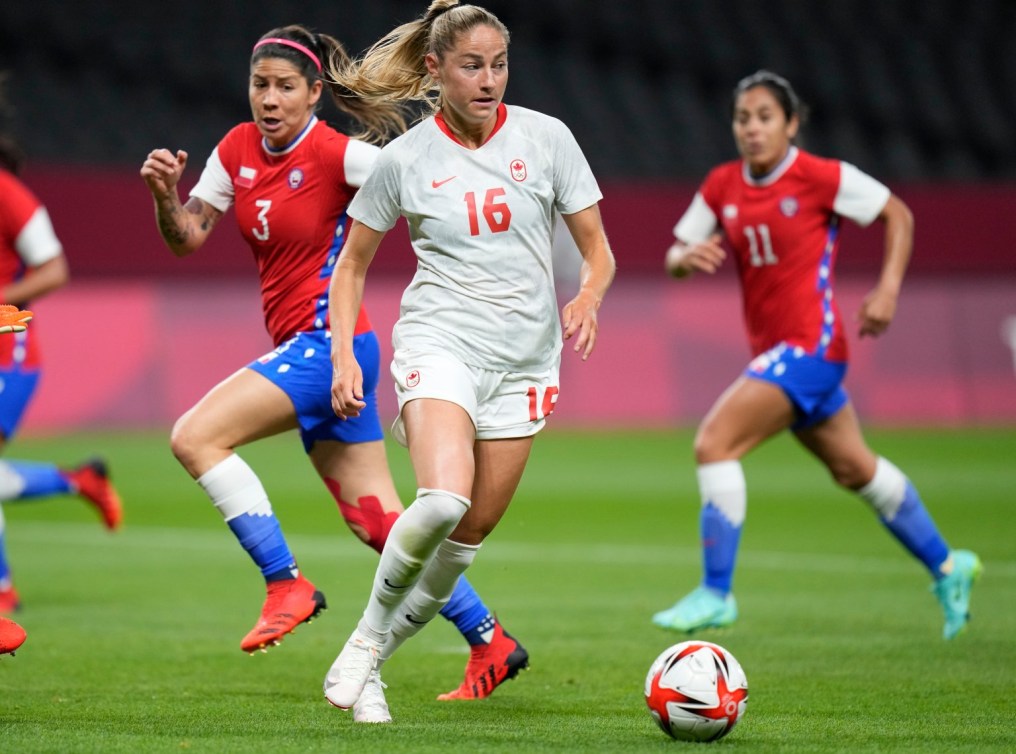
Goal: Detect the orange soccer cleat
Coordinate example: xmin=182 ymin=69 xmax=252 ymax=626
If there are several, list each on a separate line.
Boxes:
xmin=437 ymin=619 xmax=530 ymax=700
xmin=0 ymin=616 xmax=27 ymax=656
xmin=0 ymin=304 xmax=33 ymax=334
xmin=67 ymin=459 xmax=124 ymax=531
xmin=241 ymin=574 xmax=327 ymax=654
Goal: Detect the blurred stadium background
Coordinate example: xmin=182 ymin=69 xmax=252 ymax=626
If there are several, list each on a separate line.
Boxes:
xmin=2 ymin=0 xmax=1014 ymax=431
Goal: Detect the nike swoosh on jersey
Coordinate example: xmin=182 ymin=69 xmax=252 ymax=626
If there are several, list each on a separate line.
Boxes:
xmin=405 ymin=614 xmax=429 ymax=625
xmin=384 ymin=578 xmax=410 ymax=589
xmin=431 ymin=176 xmax=457 ymax=188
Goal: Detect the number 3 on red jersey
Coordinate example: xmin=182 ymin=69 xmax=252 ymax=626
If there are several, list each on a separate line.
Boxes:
xmin=464 ymin=188 xmax=512 ymax=236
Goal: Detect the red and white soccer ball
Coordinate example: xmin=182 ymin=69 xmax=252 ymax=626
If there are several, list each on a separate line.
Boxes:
xmin=644 ymin=641 xmax=749 ymax=742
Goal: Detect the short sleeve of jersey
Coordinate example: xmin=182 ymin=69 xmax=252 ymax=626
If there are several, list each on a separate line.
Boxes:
xmin=834 ymin=162 xmax=890 ymax=227
xmin=0 ymin=171 xmax=62 ymax=266
xmin=190 ymin=146 xmax=234 ymax=213
xmin=548 ymin=118 xmax=602 ymax=214
xmin=344 ymin=140 xmax=380 ymax=189
xmin=673 ymin=191 xmax=719 ymax=244
xmin=16 ymin=207 xmax=63 ymax=265
xmin=347 ymin=143 xmax=402 ymax=232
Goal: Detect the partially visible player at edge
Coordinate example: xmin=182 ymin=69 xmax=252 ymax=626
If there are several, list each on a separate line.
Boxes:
xmin=139 ymin=25 xmax=527 ymax=721
xmin=653 ymin=70 xmax=981 ymax=640
xmin=0 ymin=76 xmax=123 ymax=622
xmin=0 ymin=307 xmax=30 ymax=658
xmin=322 ymin=0 xmax=615 ymax=720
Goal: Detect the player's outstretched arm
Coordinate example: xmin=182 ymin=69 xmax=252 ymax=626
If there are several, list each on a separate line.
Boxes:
xmin=0 ymin=304 xmax=33 ymax=333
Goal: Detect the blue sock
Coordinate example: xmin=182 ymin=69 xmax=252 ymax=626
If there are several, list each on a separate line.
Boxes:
xmin=701 ymin=501 xmax=742 ymax=594
xmin=3 ymin=460 xmax=72 ymax=499
xmin=439 ymin=576 xmax=494 ymax=644
xmin=880 ymin=481 xmax=950 ymax=575
xmin=226 ymin=512 xmax=297 ymax=582
xmin=0 ymin=522 xmax=10 ymax=584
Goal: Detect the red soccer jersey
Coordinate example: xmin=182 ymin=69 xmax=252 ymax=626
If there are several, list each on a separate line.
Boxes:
xmin=683 ymin=148 xmax=888 ymax=362
xmin=192 ymin=120 xmax=371 ymax=345
xmin=0 ymin=169 xmax=62 ymax=369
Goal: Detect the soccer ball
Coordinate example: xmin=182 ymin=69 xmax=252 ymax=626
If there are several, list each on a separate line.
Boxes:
xmin=644 ymin=641 xmax=749 ymax=742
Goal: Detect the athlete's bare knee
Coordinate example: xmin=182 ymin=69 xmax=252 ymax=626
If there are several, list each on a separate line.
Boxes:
xmin=693 ymin=427 xmax=735 ymax=465
xmin=826 ymin=458 xmax=871 ymax=491
xmin=169 ymin=413 xmax=215 ymax=476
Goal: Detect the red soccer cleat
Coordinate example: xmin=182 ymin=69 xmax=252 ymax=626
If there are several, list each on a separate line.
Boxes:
xmin=437 ymin=619 xmax=530 ymax=700
xmin=0 ymin=616 xmax=27 ymax=655
xmin=0 ymin=585 xmax=21 ymax=615
xmin=240 ymin=574 xmax=326 ymax=654
xmin=67 ymin=459 xmax=123 ymax=531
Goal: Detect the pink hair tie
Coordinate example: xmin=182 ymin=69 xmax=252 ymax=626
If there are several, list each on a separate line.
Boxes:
xmin=253 ymin=37 xmax=322 ymax=72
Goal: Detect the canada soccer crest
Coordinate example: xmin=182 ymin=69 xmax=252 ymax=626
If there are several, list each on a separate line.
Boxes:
xmin=406 ymin=369 xmax=421 ymax=387
xmin=510 ymin=159 xmax=527 ymax=182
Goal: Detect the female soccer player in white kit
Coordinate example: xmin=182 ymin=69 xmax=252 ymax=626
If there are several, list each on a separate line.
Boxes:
xmin=141 ymin=25 xmax=534 ymax=722
xmin=321 ymin=0 xmax=616 ymax=719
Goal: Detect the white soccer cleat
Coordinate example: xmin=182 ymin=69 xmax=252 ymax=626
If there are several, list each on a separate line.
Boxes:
xmin=353 ymin=670 xmax=392 ymax=723
xmin=323 ymin=629 xmax=383 ymax=709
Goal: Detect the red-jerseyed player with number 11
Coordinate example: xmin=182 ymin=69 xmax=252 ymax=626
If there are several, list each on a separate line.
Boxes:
xmin=652 ymin=70 xmax=980 ymax=640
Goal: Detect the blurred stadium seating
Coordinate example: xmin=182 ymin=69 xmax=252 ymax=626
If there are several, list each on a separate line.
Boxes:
xmin=2 ymin=0 xmax=1014 ymax=180
xmin=4 ymin=1 xmax=1015 ymax=429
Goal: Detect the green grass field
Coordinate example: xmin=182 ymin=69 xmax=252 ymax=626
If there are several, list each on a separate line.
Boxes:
xmin=1 ymin=427 xmax=1013 ymax=753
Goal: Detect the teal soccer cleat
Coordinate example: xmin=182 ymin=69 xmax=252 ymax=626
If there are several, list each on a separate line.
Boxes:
xmin=932 ymin=550 xmax=982 ymax=640
xmin=652 ymin=585 xmax=738 ymax=633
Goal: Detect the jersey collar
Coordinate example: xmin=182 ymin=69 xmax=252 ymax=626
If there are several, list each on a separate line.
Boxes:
xmin=261 ymin=115 xmax=318 ymax=157
xmin=435 ymin=103 xmax=507 ymax=147
xmin=742 ymin=145 xmax=799 ymax=187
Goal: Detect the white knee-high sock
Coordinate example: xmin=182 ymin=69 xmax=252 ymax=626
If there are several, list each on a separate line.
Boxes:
xmin=698 ymin=460 xmax=746 ymax=594
xmin=382 ymin=538 xmax=481 ymax=662
xmin=360 ymin=488 xmax=470 ymax=639
xmin=197 ymin=454 xmax=298 ymax=579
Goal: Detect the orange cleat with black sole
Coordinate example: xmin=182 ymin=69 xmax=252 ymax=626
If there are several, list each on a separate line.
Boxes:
xmin=241 ymin=574 xmax=326 ymax=654
xmin=437 ymin=619 xmax=530 ymax=700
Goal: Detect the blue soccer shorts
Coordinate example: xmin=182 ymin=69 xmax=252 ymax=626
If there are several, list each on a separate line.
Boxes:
xmin=744 ymin=342 xmax=849 ymax=430
xmin=247 ymin=330 xmax=384 ymax=452
xmin=0 ymin=367 xmax=40 ymax=440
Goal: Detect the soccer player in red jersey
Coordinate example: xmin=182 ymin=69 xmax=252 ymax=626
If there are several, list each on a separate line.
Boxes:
xmin=652 ymin=71 xmax=980 ymax=640
xmin=140 ymin=25 xmax=527 ymax=722
xmin=0 ymin=88 xmax=123 ymax=619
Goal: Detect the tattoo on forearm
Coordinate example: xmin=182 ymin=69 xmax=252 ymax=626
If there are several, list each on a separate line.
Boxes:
xmin=156 ymin=200 xmax=190 ymax=246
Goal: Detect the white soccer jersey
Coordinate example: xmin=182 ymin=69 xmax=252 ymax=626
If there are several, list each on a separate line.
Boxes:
xmin=349 ymin=104 xmax=602 ymax=372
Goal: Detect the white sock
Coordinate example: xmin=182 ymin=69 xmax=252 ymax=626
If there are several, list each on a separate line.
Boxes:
xmin=0 ymin=461 xmax=26 ymax=501
xmin=196 ymin=454 xmax=272 ymax=521
xmin=697 ymin=460 xmax=746 ymax=526
xmin=361 ymin=488 xmax=470 ymax=635
xmin=382 ymin=538 xmax=481 ymax=661
xmin=858 ymin=457 xmax=907 ymax=520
